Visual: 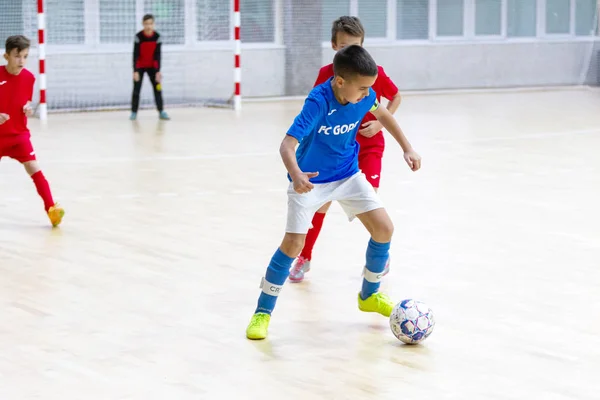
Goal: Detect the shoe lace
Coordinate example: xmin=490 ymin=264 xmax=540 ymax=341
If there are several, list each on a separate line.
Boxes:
xmin=375 ymin=293 xmax=393 ymax=312
xmin=291 ymin=256 xmax=307 ymax=274
xmin=249 ymin=313 xmax=269 ymax=328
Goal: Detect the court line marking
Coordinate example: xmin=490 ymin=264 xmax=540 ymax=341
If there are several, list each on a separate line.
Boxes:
xmin=0 ymin=189 xmax=287 ymax=204
xmin=432 ymin=128 xmax=600 ymax=144
xmin=41 ymin=151 xmax=276 ymax=165
xmin=34 ymin=128 xmax=599 ymax=166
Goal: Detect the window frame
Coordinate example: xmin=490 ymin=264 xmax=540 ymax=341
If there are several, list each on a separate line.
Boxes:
xmin=542 ymin=0 xmax=575 ymax=37
xmin=430 ymin=0 xmax=599 ymax=42
xmin=39 ymin=0 xmax=278 ymax=55
xmin=6 ymin=0 xmax=599 ymax=55
xmin=40 ymin=0 xmax=89 ymax=49
xmin=394 ymin=0 xmax=432 ymax=42
xmin=320 ymin=0 xmax=599 ymax=48
xmin=472 ymin=0 xmax=507 ymax=39
xmin=356 ymin=0 xmax=390 ymax=40
xmin=433 ymin=0 xmax=469 ymax=40
xmin=574 ymin=0 xmax=600 ymax=36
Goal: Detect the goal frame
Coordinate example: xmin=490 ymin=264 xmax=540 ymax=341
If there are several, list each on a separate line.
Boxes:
xmin=35 ymin=0 xmax=242 ymax=120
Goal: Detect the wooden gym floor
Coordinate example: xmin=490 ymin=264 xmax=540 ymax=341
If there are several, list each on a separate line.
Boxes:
xmin=1 ymin=87 xmax=599 ymax=399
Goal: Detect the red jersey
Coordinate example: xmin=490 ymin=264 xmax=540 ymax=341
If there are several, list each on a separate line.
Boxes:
xmin=0 ymin=66 xmax=34 ymax=137
xmin=314 ymin=64 xmax=398 ymax=154
xmin=134 ymin=31 xmax=162 ymax=71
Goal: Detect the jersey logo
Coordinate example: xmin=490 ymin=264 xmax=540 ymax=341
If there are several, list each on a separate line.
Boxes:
xmin=327 ymin=109 xmax=337 ymax=116
xmin=0 ymin=81 xmax=7 ymax=85
xmin=317 ymin=120 xmax=360 ymax=136
xmin=370 ymin=99 xmax=379 ymax=112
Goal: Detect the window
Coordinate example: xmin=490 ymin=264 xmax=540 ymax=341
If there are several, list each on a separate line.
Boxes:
xmin=546 ymin=0 xmax=571 ymax=34
xmin=0 ymin=1 xmax=24 ymax=48
xmin=23 ymin=0 xmax=38 ymax=43
xmin=575 ymin=0 xmax=598 ymax=36
xmin=437 ymin=0 xmax=464 ymax=36
xmin=397 ymin=0 xmax=429 ymax=40
xmin=46 ymin=0 xmax=85 ymax=44
xmin=100 ymin=0 xmax=137 ymax=44
xmin=358 ymin=0 xmax=387 ymax=38
xmin=475 ymin=0 xmax=502 ymax=35
xmin=241 ymin=0 xmax=275 ymax=42
xmin=322 ymin=0 xmax=351 ymax=41
xmin=197 ymin=0 xmax=230 ymax=41
xmin=144 ymin=0 xmax=185 ymax=44
xmin=507 ymin=0 xmax=537 ymax=37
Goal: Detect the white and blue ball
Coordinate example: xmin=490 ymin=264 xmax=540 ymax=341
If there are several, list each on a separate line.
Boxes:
xmin=390 ymin=299 xmax=435 ymax=344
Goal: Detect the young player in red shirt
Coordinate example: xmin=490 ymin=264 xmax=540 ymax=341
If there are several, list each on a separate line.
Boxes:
xmin=130 ymin=14 xmax=170 ymax=121
xmin=0 ymin=35 xmax=64 ymax=227
xmin=289 ymin=16 xmax=402 ymax=282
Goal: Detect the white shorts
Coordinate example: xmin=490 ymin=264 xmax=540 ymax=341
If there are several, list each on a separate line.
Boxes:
xmin=286 ymin=172 xmax=384 ymax=234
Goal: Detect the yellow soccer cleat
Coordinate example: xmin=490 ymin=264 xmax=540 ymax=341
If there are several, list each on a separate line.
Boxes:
xmin=358 ymin=292 xmax=394 ymax=317
xmin=47 ymin=203 xmax=65 ymax=227
xmin=246 ymin=313 xmax=271 ymax=340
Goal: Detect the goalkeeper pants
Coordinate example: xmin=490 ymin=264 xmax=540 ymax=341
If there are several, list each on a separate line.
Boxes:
xmin=131 ymin=68 xmax=164 ymax=113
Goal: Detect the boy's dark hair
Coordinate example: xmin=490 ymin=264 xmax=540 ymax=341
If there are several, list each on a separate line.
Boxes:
xmin=331 ymin=16 xmax=365 ymax=44
xmin=5 ymin=35 xmax=30 ymax=54
xmin=333 ymin=45 xmax=378 ymax=81
xmin=143 ymin=14 xmax=154 ymax=22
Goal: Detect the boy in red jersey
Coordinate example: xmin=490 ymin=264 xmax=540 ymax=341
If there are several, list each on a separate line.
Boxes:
xmin=0 ymin=35 xmax=64 ymax=227
xmin=130 ymin=14 xmax=170 ymax=121
xmin=289 ymin=16 xmax=402 ymax=282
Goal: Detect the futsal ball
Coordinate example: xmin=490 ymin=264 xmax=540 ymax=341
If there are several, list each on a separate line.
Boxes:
xmin=390 ymin=299 xmax=435 ymax=344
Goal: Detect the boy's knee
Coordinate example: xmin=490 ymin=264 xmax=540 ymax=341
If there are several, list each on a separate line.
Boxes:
xmin=373 ymin=220 xmax=394 ymax=243
xmin=280 ymin=233 xmax=306 ymax=257
xmin=23 ymin=161 xmax=40 ymax=176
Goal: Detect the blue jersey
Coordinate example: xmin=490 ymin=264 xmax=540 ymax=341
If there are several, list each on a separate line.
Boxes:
xmin=286 ymin=78 xmax=379 ymax=184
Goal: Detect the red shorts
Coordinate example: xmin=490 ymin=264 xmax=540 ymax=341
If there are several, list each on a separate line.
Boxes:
xmin=359 ymin=151 xmax=383 ymax=188
xmin=0 ymin=135 xmax=36 ymax=163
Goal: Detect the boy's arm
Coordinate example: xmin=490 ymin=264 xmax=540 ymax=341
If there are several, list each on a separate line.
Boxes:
xmin=380 ymin=67 xmax=401 ymax=108
xmin=386 ymin=93 xmax=402 ymax=115
xmin=133 ymin=35 xmax=140 ymax=72
xmin=281 ymin=98 xmax=323 ymax=193
xmin=23 ymin=76 xmax=34 ymax=117
xmin=370 ymin=103 xmax=421 ymax=171
xmin=154 ymin=34 xmax=162 ymax=72
xmin=280 ymin=136 xmax=318 ymax=194
xmin=359 ymin=68 xmax=402 ymax=138
xmin=279 ymin=135 xmax=303 ymax=178
xmin=359 ymin=95 xmax=401 ymax=138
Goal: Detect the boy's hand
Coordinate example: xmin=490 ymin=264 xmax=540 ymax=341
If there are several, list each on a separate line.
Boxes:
xmin=358 ymin=120 xmax=383 ymax=138
xmin=291 ymin=171 xmax=319 ymax=194
xmin=403 ymin=150 xmax=422 ymax=171
xmin=133 ymin=72 xmax=140 ymax=82
xmin=156 ymin=72 xmax=162 ymax=83
xmin=23 ymin=103 xmax=34 ymax=117
xmin=0 ymin=113 xmax=9 ymax=125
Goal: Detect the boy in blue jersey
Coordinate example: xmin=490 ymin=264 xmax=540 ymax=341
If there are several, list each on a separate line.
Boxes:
xmin=246 ymin=45 xmax=421 ymax=340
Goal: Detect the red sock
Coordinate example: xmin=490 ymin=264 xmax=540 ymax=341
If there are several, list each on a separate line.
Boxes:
xmin=300 ymin=212 xmax=326 ymax=261
xmin=31 ymin=171 xmax=55 ymax=212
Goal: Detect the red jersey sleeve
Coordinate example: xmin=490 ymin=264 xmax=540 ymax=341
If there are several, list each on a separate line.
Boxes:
xmin=313 ymin=64 xmax=334 ymax=87
xmin=377 ymin=66 xmax=399 ymax=101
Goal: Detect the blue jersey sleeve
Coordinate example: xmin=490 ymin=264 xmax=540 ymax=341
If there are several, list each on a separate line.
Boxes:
xmin=366 ymin=88 xmax=377 ymax=111
xmin=287 ymin=97 xmax=324 ymax=142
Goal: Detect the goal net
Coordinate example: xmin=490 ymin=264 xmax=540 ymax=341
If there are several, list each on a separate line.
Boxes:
xmin=1 ymin=0 xmax=240 ymax=113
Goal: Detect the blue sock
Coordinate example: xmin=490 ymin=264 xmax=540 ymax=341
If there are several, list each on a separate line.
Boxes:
xmin=360 ymin=238 xmax=391 ymax=300
xmin=255 ymin=248 xmax=294 ymax=315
